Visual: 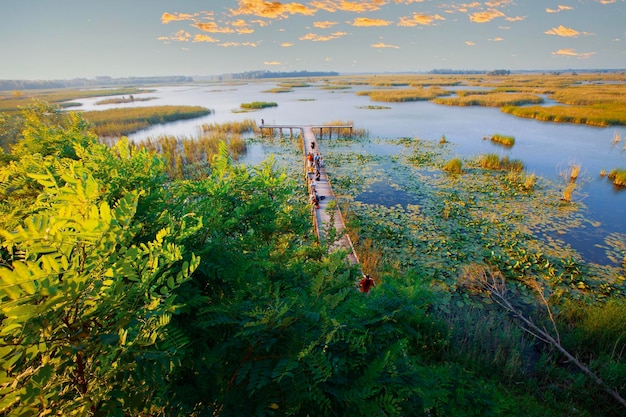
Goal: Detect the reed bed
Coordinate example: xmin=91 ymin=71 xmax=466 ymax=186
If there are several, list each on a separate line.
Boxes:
xmin=434 ymin=92 xmax=543 ymax=107
xmin=478 ymin=153 xmax=524 ymax=172
xmin=443 ymin=157 xmax=463 ymax=174
xmin=502 ymin=104 xmax=626 ymax=127
xmin=200 ymin=118 xmax=259 ymax=134
xmin=489 ymin=134 xmax=515 ymax=147
xmin=240 ymin=101 xmax=278 ymax=110
xmin=316 ymin=119 xmax=368 ymax=139
xmin=356 ymin=87 xmax=449 ymax=102
xmin=608 ymin=169 xmax=626 ymax=187
xmin=83 ymin=105 xmax=212 ymax=137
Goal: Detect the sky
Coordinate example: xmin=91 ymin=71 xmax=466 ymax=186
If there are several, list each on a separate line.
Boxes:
xmin=1 ymin=0 xmax=625 ymax=80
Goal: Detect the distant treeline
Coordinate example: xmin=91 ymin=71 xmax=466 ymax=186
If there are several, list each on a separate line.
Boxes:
xmin=231 ymin=70 xmax=339 ymax=79
xmin=0 ymin=75 xmax=193 ymax=91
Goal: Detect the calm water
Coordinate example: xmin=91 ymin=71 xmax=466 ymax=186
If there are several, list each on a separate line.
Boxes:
xmin=71 ymin=81 xmax=626 ymax=265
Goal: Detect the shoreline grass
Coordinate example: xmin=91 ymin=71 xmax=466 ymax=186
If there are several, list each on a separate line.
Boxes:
xmin=489 ymin=134 xmax=516 ymax=147
xmin=81 ymin=105 xmax=212 ymax=137
xmin=240 ymin=101 xmax=278 ymax=110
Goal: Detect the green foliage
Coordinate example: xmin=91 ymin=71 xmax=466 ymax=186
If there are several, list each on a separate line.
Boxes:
xmin=0 ymin=106 xmax=198 ymax=415
xmin=443 ymin=157 xmax=463 ymax=174
xmin=240 ymin=101 xmax=278 ymax=109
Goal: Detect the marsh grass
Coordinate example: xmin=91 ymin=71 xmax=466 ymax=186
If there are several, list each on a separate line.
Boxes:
xmin=490 ymin=134 xmax=515 ymax=147
xmin=434 ymin=92 xmax=543 ymax=107
xmin=82 ymin=105 xmax=212 ymax=137
xmin=240 ymin=101 xmax=278 ymax=110
xmin=608 ymin=169 xmax=626 ymax=187
xmin=562 ymin=182 xmax=576 ymax=202
xmin=478 ymin=153 xmax=524 ymax=172
xmin=443 ymin=157 xmax=463 ymax=174
xmin=356 ymin=87 xmax=449 ymax=102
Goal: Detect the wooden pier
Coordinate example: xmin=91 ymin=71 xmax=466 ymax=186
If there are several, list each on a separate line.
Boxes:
xmin=261 ymin=124 xmax=360 ymax=266
xmin=259 ymin=124 xmax=353 ymax=139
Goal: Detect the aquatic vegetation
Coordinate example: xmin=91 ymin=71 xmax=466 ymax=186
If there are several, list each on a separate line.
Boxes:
xmin=240 ymin=101 xmax=278 ymax=110
xmin=356 ymin=86 xmax=450 ymax=102
xmin=489 ymin=134 xmax=516 ymax=147
xmin=477 ymin=153 xmax=524 ymax=172
xmin=608 ymin=168 xmax=626 ymax=187
xmin=434 ymin=92 xmax=543 ymax=107
xmin=81 ymin=105 xmax=212 ymax=137
xmin=443 ymin=157 xmax=463 ymax=174
xmin=357 ymin=105 xmax=392 ymax=110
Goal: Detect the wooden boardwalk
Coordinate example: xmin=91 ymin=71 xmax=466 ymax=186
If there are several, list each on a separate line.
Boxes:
xmin=261 ymin=124 xmax=360 ymax=266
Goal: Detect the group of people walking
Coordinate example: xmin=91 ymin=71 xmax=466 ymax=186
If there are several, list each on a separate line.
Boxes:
xmin=307 ymin=145 xmax=324 ymax=209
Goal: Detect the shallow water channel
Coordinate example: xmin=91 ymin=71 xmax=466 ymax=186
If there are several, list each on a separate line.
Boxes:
xmin=72 ymin=80 xmax=626 ymax=267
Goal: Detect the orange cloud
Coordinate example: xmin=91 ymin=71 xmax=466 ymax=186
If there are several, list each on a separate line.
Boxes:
xmin=193 ymin=22 xmax=236 ymax=34
xmin=281 ymin=42 xmax=294 ymax=47
xmin=161 ymin=12 xmax=200 ymax=24
xmin=264 ymin=61 xmax=281 ymax=65
xmin=485 ymin=0 xmax=513 ymax=6
xmin=598 ymin=0 xmax=616 ymax=3
xmin=552 ymin=48 xmax=595 ymax=58
xmin=350 ymin=17 xmax=392 ymax=27
xmin=193 ymin=34 xmax=219 ymax=43
xmin=398 ymin=12 xmax=445 ymax=26
xmin=545 ymin=25 xmax=580 ymax=37
xmin=393 ymin=0 xmax=425 ymax=3
xmin=546 ymin=5 xmax=573 ymax=13
xmin=469 ymin=9 xmax=505 ymax=23
xmin=371 ymin=42 xmax=400 ymax=48
xmin=229 ymin=0 xmax=316 ymax=19
xmin=490 ymin=37 xmax=504 ymax=41
xmin=299 ymin=31 xmax=347 ymax=41
xmin=505 ymin=16 xmax=525 ymax=22
xmin=219 ymin=41 xmax=258 ymax=47
xmin=465 ymin=41 xmax=476 ymax=46
xmin=313 ymin=21 xmax=338 ymax=28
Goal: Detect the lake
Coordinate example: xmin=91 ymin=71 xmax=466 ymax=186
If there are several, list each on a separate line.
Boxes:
xmin=71 ymin=80 xmax=626 ymax=266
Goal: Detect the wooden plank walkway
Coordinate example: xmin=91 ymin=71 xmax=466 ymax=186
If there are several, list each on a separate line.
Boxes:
xmin=261 ymin=124 xmax=360 ymax=266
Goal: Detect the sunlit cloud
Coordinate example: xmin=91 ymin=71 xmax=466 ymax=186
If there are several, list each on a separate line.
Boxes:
xmin=160 ymin=30 xmax=191 ymax=42
xmin=398 ymin=12 xmax=445 ymax=27
xmin=281 ymin=42 xmax=294 ymax=47
xmin=313 ymin=21 xmax=338 ymax=29
xmin=505 ymin=16 xmax=525 ymax=22
xmin=469 ymin=9 xmax=505 ymax=23
xmin=486 ymin=0 xmax=513 ymax=6
xmin=193 ymin=22 xmax=236 ymax=34
xmin=193 ymin=34 xmax=219 ymax=43
xmin=161 ymin=12 xmax=201 ymax=24
xmin=350 ymin=17 xmax=393 ymax=27
xmin=371 ymin=42 xmax=400 ymax=48
xmin=465 ymin=41 xmax=476 ymax=46
xmin=552 ymin=48 xmax=596 ymax=58
xmin=393 ymin=0 xmax=425 ymax=3
xmin=545 ymin=25 xmax=580 ymax=37
xmin=299 ymin=31 xmax=347 ymax=41
xmin=445 ymin=2 xmax=481 ymax=14
xmin=489 ymin=37 xmax=504 ymax=41
xmin=597 ymin=0 xmax=616 ymax=3
xmin=264 ymin=61 xmax=281 ymax=65
xmin=546 ymin=5 xmax=573 ymax=13
xmin=229 ymin=0 xmax=316 ymax=19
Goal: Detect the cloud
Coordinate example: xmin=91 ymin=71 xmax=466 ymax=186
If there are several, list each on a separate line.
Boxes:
xmin=597 ymin=0 xmax=616 ymax=3
xmin=264 ymin=61 xmax=282 ymax=65
xmin=299 ymin=31 xmax=347 ymax=41
xmin=489 ymin=37 xmax=504 ymax=41
xmin=193 ymin=34 xmax=220 ymax=43
xmin=505 ymin=16 xmax=525 ymax=22
xmin=393 ymin=0 xmax=425 ymax=3
xmin=371 ymin=42 xmax=400 ymax=48
xmin=546 ymin=5 xmax=573 ymax=13
xmin=552 ymin=48 xmax=596 ymax=58
xmin=485 ymin=0 xmax=514 ymax=6
xmin=398 ymin=12 xmax=445 ymax=26
xmin=469 ymin=9 xmax=505 ymax=23
xmin=229 ymin=0 xmax=316 ymax=19
xmin=313 ymin=21 xmax=338 ymax=28
xmin=161 ymin=12 xmax=200 ymax=24
xmin=281 ymin=42 xmax=294 ymax=47
xmin=193 ymin=22 xmax=236 ymax=34
xmin=545 ymin=25 xmax=580 ymax=37
xmin=465 ymin=41 xmax=476 ymax=46
xmin=350 ymin=17 xmax=393 ymax=27
xmin=159 ymin=30 xmax=191 ymax=42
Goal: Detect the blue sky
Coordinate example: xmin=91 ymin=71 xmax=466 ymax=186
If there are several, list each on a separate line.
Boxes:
xmin=1 ymin=0 xmax=624 ymax=80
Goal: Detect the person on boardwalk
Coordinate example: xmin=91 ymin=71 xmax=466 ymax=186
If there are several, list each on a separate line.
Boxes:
xmin=359 ymin=274 xmax=375 ymax=294
xmin=310 ymin=192 xmax=319 ymax=209
xmin=307 ymin=152 xmax=314 ymax=171
xmin=261 ymin=118 xmax=264 ymax=126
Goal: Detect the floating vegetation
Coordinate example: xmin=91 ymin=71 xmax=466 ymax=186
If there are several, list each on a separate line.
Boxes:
xmin=434 ymin=92 xmax=543 ymax=107
xmin=488 ymin=134 xmax=515 ymax=147
xmin=262 ymin=87 xmax=293 ymax=93
xmin=298 ymin=98 xmax=316 ymax=101
xmin=443 ymin=157 xmax=463 ymax=174
xmin=96 ymin=96 xmax=156 ymax=105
